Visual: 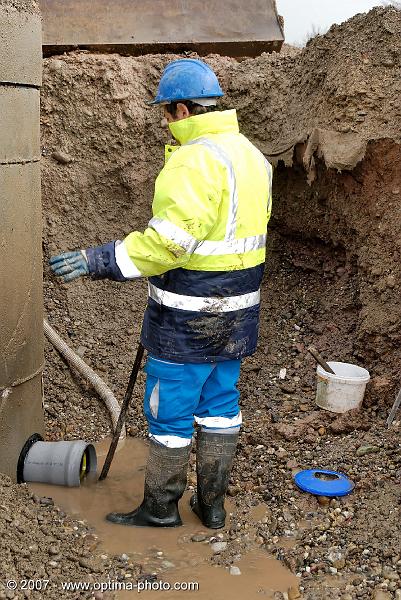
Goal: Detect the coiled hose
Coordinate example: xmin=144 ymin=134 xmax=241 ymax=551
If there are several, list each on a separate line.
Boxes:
xmin=43 ymin=320 xmax=125 ymax=439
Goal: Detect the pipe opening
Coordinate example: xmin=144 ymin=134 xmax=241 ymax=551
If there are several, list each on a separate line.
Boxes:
xmin=17 ymin=433 xmax=43 ymax=484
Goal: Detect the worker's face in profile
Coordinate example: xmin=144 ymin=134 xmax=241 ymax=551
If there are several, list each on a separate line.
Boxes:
xmin=162 ymin=103 xmax=190 ymax=126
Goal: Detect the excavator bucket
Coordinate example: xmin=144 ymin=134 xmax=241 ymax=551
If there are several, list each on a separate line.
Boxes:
xmin=39 ymin=0 xmax=284 ymax=58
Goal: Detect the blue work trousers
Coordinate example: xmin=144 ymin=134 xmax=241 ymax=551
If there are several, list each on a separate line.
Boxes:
xmin=143 ymin=355 xmax=242 ymax=447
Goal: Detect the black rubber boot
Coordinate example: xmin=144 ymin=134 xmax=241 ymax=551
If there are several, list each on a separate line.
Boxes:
xmin=190 ymin=430 xmax=239 ymax=529
xmin=106 ymin=439 xmax=191 ymax=527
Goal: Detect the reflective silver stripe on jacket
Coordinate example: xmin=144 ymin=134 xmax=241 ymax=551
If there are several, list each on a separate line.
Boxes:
xmin=149 ymin=216 xmax=267 ymax=256
xmin=115 ymin=240 xmax=142 ymax=278
xmin=264 ymin=158 xmax=273 ymax=216
xmin=194 ymin=233 xmax=266 ymax=256
xmin=148 ymin=282 xmax=260 ymax=313
xmin=186 ymin=137 xmax=239 ymax=242
xmin=149 ymin=217 xmax=199 ymax=253
xmin=148 ymin=139 xmax=271 ymax=257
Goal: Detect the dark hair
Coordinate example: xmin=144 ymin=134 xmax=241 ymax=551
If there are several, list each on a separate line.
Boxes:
xmin=165 ymin=100 xmax=218 ymax=118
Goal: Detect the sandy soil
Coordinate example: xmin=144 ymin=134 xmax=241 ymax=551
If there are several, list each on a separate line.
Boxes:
xmin=0 ymin=0 xmax=39 ymax=14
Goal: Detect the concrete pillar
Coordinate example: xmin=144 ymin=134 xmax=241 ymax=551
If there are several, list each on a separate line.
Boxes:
xmin=0 ymin=0 xmax=44 ymax=479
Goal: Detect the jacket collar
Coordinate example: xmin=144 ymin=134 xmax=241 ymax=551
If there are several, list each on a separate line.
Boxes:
xmin=168 ymin=109 xmax=239 ymax=145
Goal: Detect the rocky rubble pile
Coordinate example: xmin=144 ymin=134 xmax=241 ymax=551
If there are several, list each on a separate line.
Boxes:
xmin=0 ymin=475 xmax=141 ymax=599
xmin=227 ymin=6 xmax=401 ymax=161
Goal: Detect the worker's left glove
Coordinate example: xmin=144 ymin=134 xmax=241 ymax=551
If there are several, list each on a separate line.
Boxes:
xmin=49 ymin=250 xmax=89 ymax=282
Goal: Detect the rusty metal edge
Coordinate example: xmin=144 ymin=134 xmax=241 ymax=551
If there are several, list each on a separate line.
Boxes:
xmin=42 ymin=39 xmax=284 ymax=59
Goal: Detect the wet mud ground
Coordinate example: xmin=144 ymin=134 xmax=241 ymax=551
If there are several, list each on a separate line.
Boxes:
xmin=30 ymin=438 xmax=298 ymax=600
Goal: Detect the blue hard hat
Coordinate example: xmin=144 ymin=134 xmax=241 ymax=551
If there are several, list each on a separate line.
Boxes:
xmin=149 ymin=59 xmax=224 ymax=105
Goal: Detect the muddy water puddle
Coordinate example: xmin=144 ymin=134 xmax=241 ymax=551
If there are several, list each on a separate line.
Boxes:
xmin=30 ymin=438 xmax=297 ymax=599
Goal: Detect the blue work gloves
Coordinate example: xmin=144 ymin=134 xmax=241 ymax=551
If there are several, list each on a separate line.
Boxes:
xmin=49 ymin=250 xmax=90 ymax=282
xmin=50 ymin=243 xmax=127 ymax=282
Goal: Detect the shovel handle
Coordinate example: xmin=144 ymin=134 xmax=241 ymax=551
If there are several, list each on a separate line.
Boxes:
xmin=99 ymin=342 xmax=145 ymax=481
xmin=307 ymin=346 xmax=336 ymax=375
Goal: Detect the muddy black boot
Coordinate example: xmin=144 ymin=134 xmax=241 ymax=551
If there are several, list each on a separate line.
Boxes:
xmin=190 ymin=430 xmax=239 ymax=529
xmin=106 ymin=440 xmax=191 ymax=527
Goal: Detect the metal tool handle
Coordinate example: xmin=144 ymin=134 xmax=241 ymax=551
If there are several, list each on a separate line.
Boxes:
xmin=98 ymin=342 xmax=145 ymax=481
xmin=387 ymin=387 xmax=401 ymax=428
xmin=307 ymin=346 xmax=336 ymax=375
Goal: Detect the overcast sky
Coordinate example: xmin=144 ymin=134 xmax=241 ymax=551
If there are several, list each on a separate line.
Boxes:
xmin=276 ymin=0 xmax=384 ymax=45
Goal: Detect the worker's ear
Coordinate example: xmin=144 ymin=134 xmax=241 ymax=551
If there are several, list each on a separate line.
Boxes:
xmin=175 ymin=102 xmax=191 ymax=121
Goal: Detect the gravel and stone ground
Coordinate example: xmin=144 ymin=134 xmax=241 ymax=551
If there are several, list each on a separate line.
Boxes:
xmin=0 ymin=474 xmax=141 ymax=599
xmin=2 ymin=6 xmax=401 ymax=600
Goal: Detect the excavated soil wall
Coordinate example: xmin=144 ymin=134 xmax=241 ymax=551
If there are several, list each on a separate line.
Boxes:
xmin=41 ymin=7 xmax=401 ymax=443
xmin=273 ymin=140 xmax=401 ymax=402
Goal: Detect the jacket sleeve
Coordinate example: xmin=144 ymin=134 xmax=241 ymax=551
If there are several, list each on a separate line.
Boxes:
xmin=86 ymin=151 xmax=222 ymax=281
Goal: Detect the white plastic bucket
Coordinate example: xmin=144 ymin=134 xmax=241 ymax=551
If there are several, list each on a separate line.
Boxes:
xmin=316 ymin=361 xmax=370 ymax=413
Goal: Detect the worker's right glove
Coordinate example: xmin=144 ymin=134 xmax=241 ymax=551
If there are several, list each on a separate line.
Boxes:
xmin=49 ymin=250 xmax=90 ymax=282
xmin=50 ymin=242 xmax=129 ymax=282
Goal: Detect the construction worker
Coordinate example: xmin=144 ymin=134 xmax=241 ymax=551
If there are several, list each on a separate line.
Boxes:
xmin=50 ymin=59 xmax=272 ymax=529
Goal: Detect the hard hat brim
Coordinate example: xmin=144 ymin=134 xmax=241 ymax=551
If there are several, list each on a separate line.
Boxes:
xmin=147 ymin=94 xmax=223 ymax=107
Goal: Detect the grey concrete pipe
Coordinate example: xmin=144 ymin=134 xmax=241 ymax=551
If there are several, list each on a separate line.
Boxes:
xmin=0 ymin=0 xmax=44 ymax=479
xmin=18 ymin=434 xmax=97 ymax=487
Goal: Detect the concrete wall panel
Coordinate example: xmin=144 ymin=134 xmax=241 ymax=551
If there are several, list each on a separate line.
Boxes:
xmin=0 ymin=162 xmax=44 ymax=389
xmin=0 ymin=7 xmax=42 ymax=86
xmin=0 ymin=87 xmax=40 ymax=163
xmin=0 ymin=0 xmax=44 ymax=480
xmin=0 ymin=375 xmax=44 ymax=479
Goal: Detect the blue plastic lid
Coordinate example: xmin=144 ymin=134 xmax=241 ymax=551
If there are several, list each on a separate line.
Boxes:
xmin=294 ymin=469 xmax=354 ymax=497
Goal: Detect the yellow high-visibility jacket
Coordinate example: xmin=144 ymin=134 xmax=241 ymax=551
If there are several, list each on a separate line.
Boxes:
xmin=87 ymin=109 xmax=272 ymax=362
